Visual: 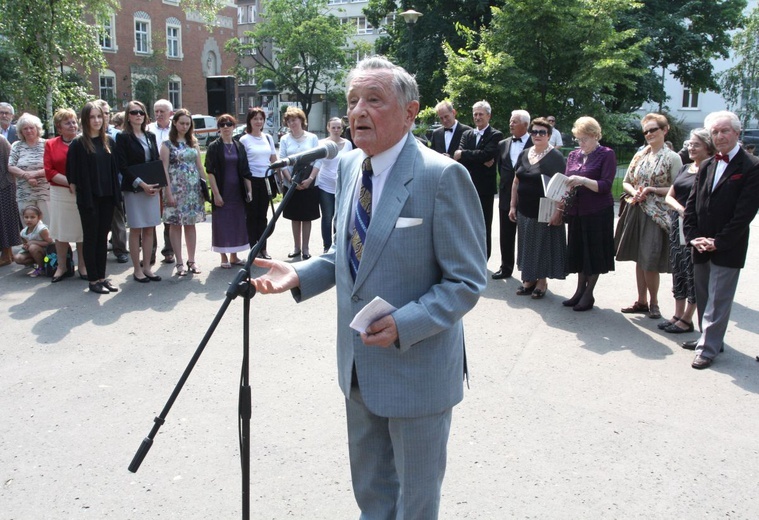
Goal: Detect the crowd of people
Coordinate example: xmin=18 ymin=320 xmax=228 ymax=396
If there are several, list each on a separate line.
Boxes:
xmin=434 ymin=100 xmax=759 ymax=371
xmin=0 ymin=99 xmax=354 ymax=292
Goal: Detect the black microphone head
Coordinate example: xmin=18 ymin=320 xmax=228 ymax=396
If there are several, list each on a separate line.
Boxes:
xmin=323 ymin=140 xmax=339 ymax=160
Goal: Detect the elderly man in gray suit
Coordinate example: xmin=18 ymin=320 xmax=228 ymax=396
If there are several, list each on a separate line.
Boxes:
xmin=252 ymin=57 xmax=487 ymax=518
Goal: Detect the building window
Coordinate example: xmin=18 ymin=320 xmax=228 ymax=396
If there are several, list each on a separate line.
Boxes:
xmin=100 ymin=14 xmax=117 ymax=51
xmin=166 ymin=18 xmax=182 ymax=59
xmin=682 ymin=87 xmax=699 ymax=109
xmin=134 ymin=12 xmax=151 ymax=54
xmin=237 ymin=7 xmax=244 ymax=23
xmin=328 ymin=0 xmax=347 ymax=4
xmin=168 ymin=78 xmax=181 ymax=110
xmin=99 ymin=70 xmax=117 ymax=107
xmin=247 ymin=5 xmax=256 ymax=23
xmin=355 ymin=17 xmax=373 ymax=35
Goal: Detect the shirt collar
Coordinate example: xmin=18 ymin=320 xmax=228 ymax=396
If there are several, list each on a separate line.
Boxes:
xmin=363 ymin=133 xmax=409 ymax=177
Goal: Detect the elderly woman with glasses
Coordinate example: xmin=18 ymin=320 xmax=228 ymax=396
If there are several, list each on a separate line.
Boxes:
xmin=561 ymin=117 xmax=618 ymax=311
xmin=658 ymin=128 xmax=715 ymax=334
xmin=8 ymin=113 xmax=49 ymax=220
xmin=615 ymin=113 xmax=683 ymax=320
xmin=509 ymin=117 xmax=567 ymax=299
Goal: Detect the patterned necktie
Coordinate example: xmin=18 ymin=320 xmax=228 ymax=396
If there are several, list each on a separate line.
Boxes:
xmin=350 ymin=158 xmax=373 ymax=281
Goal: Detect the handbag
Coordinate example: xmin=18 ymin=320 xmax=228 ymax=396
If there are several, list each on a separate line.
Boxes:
xmin=43 ymin=243 xmax=75 ymax=277
xmin=199 ymin=177 xmax=212 ymax=203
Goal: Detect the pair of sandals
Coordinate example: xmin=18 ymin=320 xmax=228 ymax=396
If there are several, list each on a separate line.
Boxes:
xmin=219 ymin=258 xmax=244 ymax=269
xmin=176 ymin=261 xmax=202 ymax=276
xmin=516 ymin=282 xmax=547 ymax=299
xmin=657 ymin=315 xmax=695 ymax=334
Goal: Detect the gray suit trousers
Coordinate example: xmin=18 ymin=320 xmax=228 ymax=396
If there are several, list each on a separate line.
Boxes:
xmin=346 ymin=386 xmax=452 ymax=520
xmin=694 ymin=260 xmax=740 ymax=359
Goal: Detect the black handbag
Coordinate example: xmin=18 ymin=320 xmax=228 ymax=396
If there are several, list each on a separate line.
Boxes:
xmin=199 ymin=177 xmax=212 ymax=203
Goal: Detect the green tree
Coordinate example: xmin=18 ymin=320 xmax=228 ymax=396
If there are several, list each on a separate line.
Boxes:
xmin=720 ymin=6 xmax=759 ymax=129
xmin=442 ymin=0 xmax=647 ymax=144
xmin=0 ymin=0 xmax=117 ymax=131
xmin=365 ymin=0 xmax=499 ymax=109
xmin=620 ymin=0 xmax=747 ymax=110
xmin=227 ymin=0 xmax=359 ymax=118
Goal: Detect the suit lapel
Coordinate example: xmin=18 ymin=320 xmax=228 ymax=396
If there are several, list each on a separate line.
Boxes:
xmin=713 ymin=149 xmax=743 ymax=193
xmin=352 ymin=134 xmax=415 ymax=290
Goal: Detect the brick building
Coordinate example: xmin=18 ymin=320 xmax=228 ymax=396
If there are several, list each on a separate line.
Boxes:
xmin=90 ymin=0 xmax=237 ymax=118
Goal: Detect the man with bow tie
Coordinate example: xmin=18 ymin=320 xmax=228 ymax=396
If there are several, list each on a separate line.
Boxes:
xmin=682 ymin=110 xmax=759 ymax=369
xmin=492 ymin=110 xmax=532 ymax=279
xmin=454 ymin=100 xmax=504 ymax=259
xmin=430 ymin=101 xmax=471 ymax=157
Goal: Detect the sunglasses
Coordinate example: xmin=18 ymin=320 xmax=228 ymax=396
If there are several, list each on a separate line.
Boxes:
xmin=129 ymin=110 xmax=146 ymax=116
xmin=642 ymin=127 xmax=661 ymax=136
xmin=530 ymin=129 xmax=549 ymax=136
xmin=218 ymin=121 xmax=235 ymax=128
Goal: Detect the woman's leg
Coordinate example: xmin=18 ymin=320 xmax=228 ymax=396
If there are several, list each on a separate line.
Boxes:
xmin=129 ymin=227 xmax=144 ymax=276
xmin=319 ymin=189 xmax=335 ymax=252
xmin=53 ymin=241 xmax=69 ymax=278
xmin=291 ymin=221 xmax=302 ymax=253
xmin=0 ymin=247 xmax=12 ymax=266
xmin=635 ymin=264 xmax=648 ymax=304
xmin=169 ymin=224 xmax=184 ymax=266
xmin=185 ymin=225 xmax=197 ymax=263
xmin=141 ymin=227 xmax=155 ymax=276
xmin=301 ymin=221 xmax=312 ymax=256
xmin=644 ymin=270 xmax=660 ymax=306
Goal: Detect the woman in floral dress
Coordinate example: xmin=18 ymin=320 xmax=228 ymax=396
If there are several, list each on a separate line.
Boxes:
xmin=161 ymin=109 xmax=208 ymax=276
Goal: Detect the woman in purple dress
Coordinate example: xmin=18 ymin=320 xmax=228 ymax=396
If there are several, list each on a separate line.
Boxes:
xmin=204 ymin=114 xmax=252 ymax=268
xmin=562 ymin=116 xmax=617 ymax=311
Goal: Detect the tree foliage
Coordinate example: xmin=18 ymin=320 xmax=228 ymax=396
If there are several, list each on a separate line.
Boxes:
xmin=365 ymin=0 xmax=499 ymax=108
xmin=618 ymin=0 xmax=747 ymax=108
xmin=0 ymin=0 xmax=116 ymax=130
xmin=227 ymin=0 xmax=359 ymax=118
xmin=442 ymin=0 xmax=647 ymax=144
xmin=720 ymin=6 xmax=759 ymax=129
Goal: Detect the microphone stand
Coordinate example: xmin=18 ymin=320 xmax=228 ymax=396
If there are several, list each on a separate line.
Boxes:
xmin=128 ymin=161 xmax=312 ymax=520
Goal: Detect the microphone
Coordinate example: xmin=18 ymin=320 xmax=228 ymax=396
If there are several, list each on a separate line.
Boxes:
xmin=270 ymin=140 xmax=339 ymax=169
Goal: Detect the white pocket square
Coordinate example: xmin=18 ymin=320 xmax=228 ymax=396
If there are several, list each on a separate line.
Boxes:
xmin=395 ymin=217 xmax=423 ymax=228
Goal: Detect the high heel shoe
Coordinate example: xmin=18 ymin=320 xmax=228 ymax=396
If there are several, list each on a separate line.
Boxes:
xmin=573 ymin=298 xmax=595 ymax=312
xmin=516 ymin=283 xmax=536 ymax=295
xmin=562 ymin=294 xmax=583 ymax=307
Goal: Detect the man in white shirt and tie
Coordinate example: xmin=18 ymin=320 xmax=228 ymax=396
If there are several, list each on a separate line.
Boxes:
xmin=430 ymin=101 xmax=471 ymax=157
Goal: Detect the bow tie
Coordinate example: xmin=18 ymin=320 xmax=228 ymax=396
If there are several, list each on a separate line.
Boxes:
xmin=715 ymin=153 xmax=729 ymax=163
xmin=445 ymin=127 xmax=453 ymax=133
xmin=513 ymin=137 xmax=522 ymax=143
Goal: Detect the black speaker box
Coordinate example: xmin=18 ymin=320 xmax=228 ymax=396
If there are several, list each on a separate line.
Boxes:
xmin=206 ymin=76 xmax=236 ymax=116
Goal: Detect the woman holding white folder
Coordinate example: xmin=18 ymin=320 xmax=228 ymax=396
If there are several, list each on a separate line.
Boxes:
xmin=509 ymin=117 xmax=566 ymax=299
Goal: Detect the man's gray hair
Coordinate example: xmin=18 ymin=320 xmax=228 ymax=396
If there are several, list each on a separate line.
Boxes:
xmin=512 ymin=109 xmax=530 ymax=125
xmin=435 ymin=100 xmax=454 ymax=113
xmin=0 ymin=102 xmax=14 ymax=115
xmin=346 ymin=56 xmax=419 ymax=108
xmin=472 ymin=100 xmax=491 ymax=114
xmin=704 ymin=110 xmax=741 ymax=133
xmin=154 ymin=99 xmax=174 ymax=112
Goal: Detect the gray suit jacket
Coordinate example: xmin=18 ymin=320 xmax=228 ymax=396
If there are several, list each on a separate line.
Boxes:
xmin=293 ymin=133 xmax=487 ymax=418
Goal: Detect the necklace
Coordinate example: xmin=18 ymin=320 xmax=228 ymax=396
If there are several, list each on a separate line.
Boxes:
xmin=528 ymin=145 xmax=552 ymax=162
xmin=224 ymin=141 xmax=235 ymax=153
xmin=61 ymin=137 xmax=73 ymax=144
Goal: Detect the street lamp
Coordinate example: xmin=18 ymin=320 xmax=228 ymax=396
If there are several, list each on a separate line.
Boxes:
xmin=399 ymin=9 xmax=423 ymax=72
xmin=258 ymin=78 xmax=280 ymax=134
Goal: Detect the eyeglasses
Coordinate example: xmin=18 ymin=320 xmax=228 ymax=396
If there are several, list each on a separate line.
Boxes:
xmin=547 ymin=119 xmax=555 ymax=123
xmin=129 ymin=110 xmax=146 ymax=116
xmin=574 ymin=136 xmax=594 ymax=144
xmin=642 ymin=127 xmax=661 ymax=136
xmin=218 ymin=121 xmax=235 ymax=128
xmin=530 ymin=129 xmax=549 ymax=137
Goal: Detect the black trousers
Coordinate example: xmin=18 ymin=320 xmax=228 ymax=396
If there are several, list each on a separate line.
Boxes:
xmin=246 ymin=177 xmax=270 ymax=251
xmin=498 ymin=207 xmax=517 ymax=276
xmin=475 ymin=190 xmax=494 ymax=260
xmin=79 ymin=196 xmax=115 ymax=281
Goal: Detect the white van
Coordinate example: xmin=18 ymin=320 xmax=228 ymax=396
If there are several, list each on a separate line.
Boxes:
xmin=192 ymin=115 xmax=218 ymax=146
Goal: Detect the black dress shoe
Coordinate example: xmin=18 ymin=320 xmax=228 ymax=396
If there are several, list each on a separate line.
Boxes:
xmin=681 ymin=340 xmax=698 ymax=350
xmin=144 ymin=273 xmax=162 ymax=282
xmin=492 ymin=269 xmax=511 ymax=280
xmin=89 ymin=282 xmax=109 ymax=294
xmin=691 ymin=355 xmax=713 ymax=369
xmin=287 ymin=251 xmax=301 ymax=258
xmin=516 ymin=284 xmax=536 ymax=295
xmin=133 ymin=274 xmax=150 ymax=283
xmin=51 ymin=274 xmax=66 ymax=283
xmin=101 ymin=279 xmax=119 ymax=292
xmin=562 ymin=294 xmax=583 ymax=307
xmin=573 ymin=298 xmax=595 ymax=312
xmin=302 ymin=253 xmax=312 ymax=260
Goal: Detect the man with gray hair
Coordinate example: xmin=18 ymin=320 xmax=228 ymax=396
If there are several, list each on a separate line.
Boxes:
xmin=682 ymin=110 xmax=759 ymax=369
xmin=454 ymin=100 xmax=504 ymax=259
xmin=0 ymin=103 xmax=17 ymax=143
xmin=147 ymin=99 xmax=174 ymax=264
xmin=251 ymin=56 xmax=487 ymax=518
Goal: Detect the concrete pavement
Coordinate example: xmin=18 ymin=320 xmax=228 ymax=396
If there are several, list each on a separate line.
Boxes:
xmin=1 ymin=206 xmax=759 ymax=519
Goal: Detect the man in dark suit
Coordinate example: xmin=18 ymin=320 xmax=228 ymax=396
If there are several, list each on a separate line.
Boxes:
xmin=493 ymin=110 xmax=532 ymax=279
xmin=252 ymin=57 xmax=487 ymax=518
xmin=0 ymin=103 xmax=17 ymax=143
xmin=454 ymin=100 xmax=504 ymax=259
xmin=430 ymin=101 xmax=471 ymax=157
xmin=682 ymin=110 xmax=759 ymax=369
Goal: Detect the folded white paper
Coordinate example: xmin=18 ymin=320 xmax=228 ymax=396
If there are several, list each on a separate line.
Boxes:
xmin=395 ymin=217 xmax=423 ymax=228
xmin=350 ymin=296 xmax=398 ymax=333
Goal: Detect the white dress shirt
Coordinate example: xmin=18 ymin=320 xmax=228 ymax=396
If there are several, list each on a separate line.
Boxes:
xmin=713 ymin=143 xmax=741 ymax=190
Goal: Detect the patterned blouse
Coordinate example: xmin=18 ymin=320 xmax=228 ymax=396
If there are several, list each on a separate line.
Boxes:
xmin=622 ymin=145 xmax=682 ymax=230
xmin=10 ymin=139 xmax=49 ymax=204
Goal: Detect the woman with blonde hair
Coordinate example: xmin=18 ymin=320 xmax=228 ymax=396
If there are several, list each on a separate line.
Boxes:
xmin=8 ymin=113 xmax=48 ymax=219
xmin=45 ymin=108 xmax=87 ymax=282
xmin=615 ymin=113 xmax=682 ymax=320
xmin=562 ymin=116 xmax=618 ymax=311
xmin=278 ymin=107 xmax=320 ymax=259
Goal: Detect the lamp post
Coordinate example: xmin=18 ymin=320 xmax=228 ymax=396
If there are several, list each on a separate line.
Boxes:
xmin=399 ymin=9 xmax=423 ymax=72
